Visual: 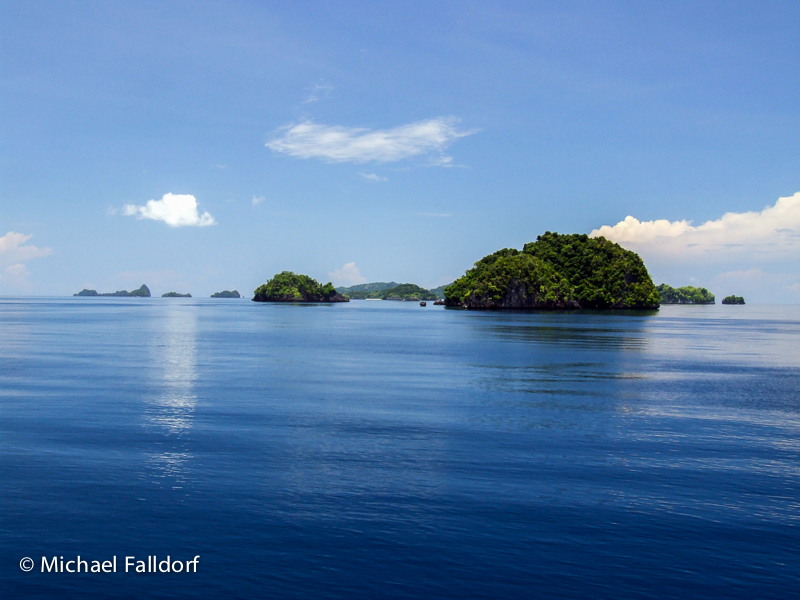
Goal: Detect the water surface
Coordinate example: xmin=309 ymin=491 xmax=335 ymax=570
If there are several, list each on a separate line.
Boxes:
xmin=2 ymin=299 xmax=799 ymax=598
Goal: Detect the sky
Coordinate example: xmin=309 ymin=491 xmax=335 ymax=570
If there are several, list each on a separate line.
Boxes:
xmin=1 ymin=0 xmax=799 ymax=301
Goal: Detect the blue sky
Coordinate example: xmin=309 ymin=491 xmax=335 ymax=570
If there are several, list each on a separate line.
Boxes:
xmin=2 ymin=1 xmax=799 ymax=301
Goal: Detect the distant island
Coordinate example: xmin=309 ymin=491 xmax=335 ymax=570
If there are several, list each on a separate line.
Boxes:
xmin=211 ymin=290 xmax=240 ymax=298
xmin=428 ymin=284 xmax=452 ymax=299
xmin=336 ymin=282 xmax=399 ymax=295
xmin=253 ymin=272 xmax=349 ymax=303
xmin=444 ymin=232 xmax=659 ymax=310
xmin=162 ymin=292 xmax=191 ymax=297
xmin=74 ymin=284 xmax=151 ymax=297
xmin=343 ymin=283 xmax=437 ymax=301
xmin=657 ymin=284 xmax=715 ymax=304
xmin=722 ymin=295 xmax=745 ymax=305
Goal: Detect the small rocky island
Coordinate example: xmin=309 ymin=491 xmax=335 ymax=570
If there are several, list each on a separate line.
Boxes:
xmin=722 ymin=295 xmax=745 ymax=305
xmin=211 ymin=290 xmax=240 ymax=298
xmin=657 ymin=284 xmax=715 ymax=304
xmin=162 ymin=292 xmax=191 ymax=297
xmin=74 ymin=284 xmax=151 ymax=297
xmin=252 ymin=271 xmax=349 ymax=303
xmin=444 ymin=232 xmax=659 ymax=310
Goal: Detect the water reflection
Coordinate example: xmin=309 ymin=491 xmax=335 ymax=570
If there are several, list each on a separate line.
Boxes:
xmin=143 ymin=303 xmax=198 ymax=486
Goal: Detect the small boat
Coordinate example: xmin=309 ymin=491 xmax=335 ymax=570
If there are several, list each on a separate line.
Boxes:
xmin=420 ymin=301 xmax=426 ymax=307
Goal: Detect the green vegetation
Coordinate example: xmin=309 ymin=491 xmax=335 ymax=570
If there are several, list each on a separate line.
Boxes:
xmin=381 ymin=283 xmax=437 ymax=301
xmin=336 ymin=282 xmax=399 ymax=295
xmin=445 ymin=232 xmax=659 ymax=310
xmin=656 ymin=284 xmax=715 ymax=304
xmin=428 ymin=283 xmax=452 ymax=299
xmin=722 ymin=295 xmax=745 ymax=305
xmin=211 ymin=290 xmax=240 ymax=298
xmin=162 ymin=292 xmax=191 ymax=297
xmin=253 ymin=271 xmax=348 ymax=303
xmin=343 ymin=283 xmax=437 ymax=300
xmin=74 ymin=289 xmax=99 ymax=296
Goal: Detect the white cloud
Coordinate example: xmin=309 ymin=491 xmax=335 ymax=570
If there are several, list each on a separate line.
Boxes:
xmin=123 ymin=193 xmax=216 ymax=227
xmin=358 ymin=173 xmax=388 ymax=182
xmin=328 ymin=262 xmax=367 ymax=286
xmin=252 ymin=195 xmax=265 ymax=206
xmin=0 ymin=231 xmax=52 ymax=267
xmin=0 ymin=263 xmax=30 ymax=289
xmin=266 ymin=117 xmax=475 ymax=165
xmin=590 ymin=192 xmax=800 ymax=260
xmin=304 ymin=82 xmax=334 ymax=103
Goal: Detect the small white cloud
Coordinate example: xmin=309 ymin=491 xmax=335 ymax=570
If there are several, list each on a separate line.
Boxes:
xmin=590 ymin=192 xmax=800 ymax=260
xmin=304 ymin=82 xmax=334 ymax=103
xmin=358 ymin=173 xmax=388 ymax=182
xmin=266 ymin=117 xmax=475 ymax=165
xmin=0 ymin=231 xmax=52 ymax=267
xmin=0 ymin=263 xmax=30 ymax=289
xmin=328 ymin=262 xmax=367 ymax=286
xmin=122 ymin=193 xmax=216 ymax=227
xmin=252 ymin=195 xmax=265 ymax=206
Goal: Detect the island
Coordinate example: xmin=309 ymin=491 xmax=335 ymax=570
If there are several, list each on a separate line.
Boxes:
xmin=428 ymin=283 xmax=452 ymax=299
xmin=444 ymin=232 xmax=659 ymax=310
xmin=338 ymin=282 xmax=437 ymax=301
xmin=211 ymin=290 xmax=240 ymax=298
xmin=656 ymin=284 xmax=715 ymax=304
xmin=74 ymin=284 xmax=151 ymax=297
xmin=336 ymin=282 xmax=399 ymax=297
xmin=252 ymin=271 xmax=349 ymax=303
xmin=162 ymin=292 xmax=191 ymax=297
xmin=722 ymin=295 xmax=745 ymax=305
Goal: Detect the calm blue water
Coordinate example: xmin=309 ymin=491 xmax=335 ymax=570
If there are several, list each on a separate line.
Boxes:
xmin=2 ymin=298 xmax=799 ymax=599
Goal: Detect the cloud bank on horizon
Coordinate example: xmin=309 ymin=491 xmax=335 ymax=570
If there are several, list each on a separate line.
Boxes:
xmin=590 ymin=192 xmax=800 ymax=300
xmin=591 ymin=192 xmax=800 ymax=260
xmin=265 ymin=117 xmax=474 ymax=165
xmin=123 ymin=193 xmax=216 ymax=227
xmin=328 ymin=262 xmax=367 ymax=287
xmin=0 ymin=231 xmax=52 ymax=288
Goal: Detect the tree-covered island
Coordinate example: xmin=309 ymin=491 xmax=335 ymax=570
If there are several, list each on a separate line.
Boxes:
xmin=722 ymin=295 xmax=745 ymax=305
xmin=343 ymin=283 xmax=437 ymax=301
xmin=253 ymin=271 xmax=349 ymax=303
xmin=444 ymin=232 xmax=659 ymax=309
xmin=656 ymin=284 xmax=715 ymax=304
xmin=211 ymin=290 xmax=240 ymax=298
xmin=162 ymin=292 xmax=191 ymax=297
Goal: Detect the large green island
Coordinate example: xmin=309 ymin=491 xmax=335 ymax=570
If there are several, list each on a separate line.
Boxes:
xmin=444 ymin=232 xmax=659 ymax=310
xmin=253 ymin=271 xmax=349 ymax=303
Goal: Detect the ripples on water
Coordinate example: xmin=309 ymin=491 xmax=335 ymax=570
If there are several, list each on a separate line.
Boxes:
xmin=1 ymin=299 xmax=799 ymax=599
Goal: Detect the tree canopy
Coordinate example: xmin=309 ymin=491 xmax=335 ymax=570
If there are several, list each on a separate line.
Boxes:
xmin=253 ymin=272 xmax=347 ymax=303
xmin=656 ymin=284 xmax=715 ymax=304
xmin=445 ymin=232 xmax=659 ymax=309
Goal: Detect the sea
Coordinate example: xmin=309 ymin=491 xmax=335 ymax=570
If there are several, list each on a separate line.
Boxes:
xmin=1 ymin=297 xmax=799 ymax=599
